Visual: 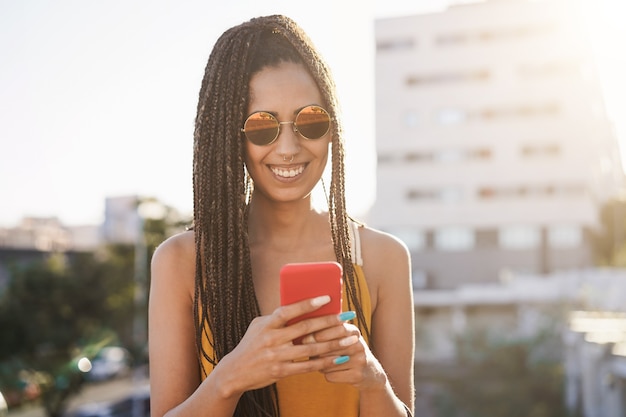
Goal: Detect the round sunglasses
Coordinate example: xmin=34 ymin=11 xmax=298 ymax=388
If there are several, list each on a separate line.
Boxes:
xmin=241 ymin=105 xmax=332 ymax=146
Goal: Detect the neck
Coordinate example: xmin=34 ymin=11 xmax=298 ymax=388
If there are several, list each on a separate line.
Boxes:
xmin=247 ymin=193 xmax=329 ymax=248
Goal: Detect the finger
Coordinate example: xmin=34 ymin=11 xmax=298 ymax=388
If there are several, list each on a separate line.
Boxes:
xmin=301 ymin=333 xmax=317 ymax=345
xmin=280 ymin=354 xmax=351 ymax=376
xmin=288 ymin=334 xmax=360 ymax=363
xmin=271 ymin=295 xmax=331 ymax=328
xmin=306 ymin=322 xmax=360 ymax=344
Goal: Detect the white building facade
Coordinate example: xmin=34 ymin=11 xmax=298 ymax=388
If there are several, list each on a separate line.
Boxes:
xmin=370 ymin=0 xmax=622 ymax=289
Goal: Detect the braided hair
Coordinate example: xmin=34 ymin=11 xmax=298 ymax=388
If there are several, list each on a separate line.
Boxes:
xmin=192 ymin=15 xmax=369 ymax=416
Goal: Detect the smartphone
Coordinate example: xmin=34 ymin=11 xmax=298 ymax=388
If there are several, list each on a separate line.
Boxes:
xmin=280 ymin=261 xmax=343 ymax=342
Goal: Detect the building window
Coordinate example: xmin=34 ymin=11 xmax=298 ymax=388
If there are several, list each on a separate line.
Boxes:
xmin=434 ymin=149 xmax=464 ymax=163
xmin=435 ymin=32 xmax=469 ymax=45
xmin=377 ymin=38 xmax=415 ymax=52
xmin=404 ymin=110 xmax=419 ymax=128
xmin=435 ymin=22 xmax=557 ymax=47
xmin=437 ymin=108 xmax=467 ymax=126
xmin=405 ymin=152 xmax=433 ymax=163
xmin=468 ymin=148 xmax=492 ymax=160
xmin=548 ymin=225 xmax=582 ymax=249
xmin=499 ymin=225 xmax=540 ymax=250
xmin=478 ymin=102 xmax=560 ymax=120
xmin=406 ymin=189 xmax=437 ymax=201
xmin=521 ymin=143 xmax=561 ymax=158
xmin=475 ymin=229 xmax=498 ymax=249
xmin=434 ymin=227 xmax=474 ymax=251
xmin=406 ymin=187 xmax=463 ymax=203
xmin=377 ymin=153 xmax=395 ymax=164
xmin=518 ymin=60 xmax=582 ymax=78
xmin=438 ymin=187 xmax=463 ymax=203
xmin=477 ymin=183 xmax=585 ymax=200
xmin=406 ymin=70 xmax=489 ymax=86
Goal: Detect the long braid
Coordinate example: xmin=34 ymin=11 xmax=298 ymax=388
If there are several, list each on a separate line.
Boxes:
xmin=192 ymin=15 xmax=369 ymax=416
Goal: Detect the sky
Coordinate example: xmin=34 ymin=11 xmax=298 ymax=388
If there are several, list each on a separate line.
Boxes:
xmin=0 ymin=0 xmax=624 ymax=227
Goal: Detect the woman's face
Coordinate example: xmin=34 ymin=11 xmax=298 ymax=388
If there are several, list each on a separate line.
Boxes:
xmin=244 ymin=61 xmax=331 ymax=205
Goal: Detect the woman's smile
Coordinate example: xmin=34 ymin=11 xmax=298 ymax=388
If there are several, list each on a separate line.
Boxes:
xmin=269 ymin=163 xmax=306 ymax=180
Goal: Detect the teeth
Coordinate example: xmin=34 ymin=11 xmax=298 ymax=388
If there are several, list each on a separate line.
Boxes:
xmin=271 ymin=165 xmax=304 ymax=178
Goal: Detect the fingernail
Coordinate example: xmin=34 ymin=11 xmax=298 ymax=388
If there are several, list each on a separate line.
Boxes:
xmin=338 ymin=311 xmax=356 ymax=321
xmin=334 ymin=355 xmax=350 ymax=365
xmin=339 ymin=335 xmax=359 ymax=347
xmin=311 ymin=295 xmax=331 ymax=307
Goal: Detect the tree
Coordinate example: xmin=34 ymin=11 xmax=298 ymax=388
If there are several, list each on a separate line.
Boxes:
xmin=433 ymin=330 xmax=570 ymax=417
xmin=0 ymin=252 xmax=123 ymax=416
xmin=590 ymin=197 xmax=626 ymax=266
xmin=0 ymin=198 xmax=191 ymax=415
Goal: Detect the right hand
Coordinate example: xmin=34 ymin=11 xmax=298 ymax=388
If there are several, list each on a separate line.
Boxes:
xmin=213 ymin=295 xmax=358 ymax=398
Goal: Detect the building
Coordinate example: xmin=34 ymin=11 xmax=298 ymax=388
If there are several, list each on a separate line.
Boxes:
xmin=101 ymin=195 xmax=142 ymax=245
xmin=370 ymin=0 xmax=623 ymax=289
xmin=0 ymin=217 xmax=99 ymax=252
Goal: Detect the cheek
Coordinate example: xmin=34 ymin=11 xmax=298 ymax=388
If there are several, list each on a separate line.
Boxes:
xmin=243 ymin=143 xmax=268 ymax=175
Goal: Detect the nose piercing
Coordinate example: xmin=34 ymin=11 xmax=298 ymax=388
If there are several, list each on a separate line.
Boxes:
xmin=283 ymin=154 xmax=294 ymax=163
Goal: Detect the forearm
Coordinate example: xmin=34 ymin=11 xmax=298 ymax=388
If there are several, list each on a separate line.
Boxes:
xmin=359 ymin=378 xmax=413 ymax=417
xmin=154 ymin=359 xmax=243 ymax=417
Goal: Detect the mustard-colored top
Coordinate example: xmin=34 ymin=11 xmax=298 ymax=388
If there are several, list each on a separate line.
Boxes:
xmin=200 ymin=264 xmax=372 ymax=417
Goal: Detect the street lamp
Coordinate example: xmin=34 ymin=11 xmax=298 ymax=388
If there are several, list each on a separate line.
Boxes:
xmin=133 ymin=198 xmax=167 ymax=417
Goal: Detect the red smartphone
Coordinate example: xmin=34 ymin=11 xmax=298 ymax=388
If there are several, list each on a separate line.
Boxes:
xmin=280 ymin=261 xmax=343 ymax=342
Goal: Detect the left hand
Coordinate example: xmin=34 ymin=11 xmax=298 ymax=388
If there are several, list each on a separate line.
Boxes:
xmin=302 ymin=322 xmax=388 ymax=391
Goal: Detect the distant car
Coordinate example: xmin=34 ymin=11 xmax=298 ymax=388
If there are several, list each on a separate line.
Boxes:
xmin=70 ymin=387 xmax=149 ymax=417
xmin=84 ymin=347 xmax=132 ymax=382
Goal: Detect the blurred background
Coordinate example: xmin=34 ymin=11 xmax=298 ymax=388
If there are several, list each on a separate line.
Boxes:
xmin=1 ymin=0 xmax=625 ymax=416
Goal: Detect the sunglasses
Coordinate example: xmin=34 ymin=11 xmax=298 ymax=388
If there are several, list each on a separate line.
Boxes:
xmin=241 ymin=105 xmax=332 ymax=146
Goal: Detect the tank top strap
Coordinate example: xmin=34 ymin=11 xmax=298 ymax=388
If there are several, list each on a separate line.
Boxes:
xmin=348 ymin=220 xmax=363 ymax=266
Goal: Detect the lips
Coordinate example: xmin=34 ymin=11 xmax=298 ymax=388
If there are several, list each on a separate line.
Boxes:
xmin=270 ymin=164 xmax=305 ymax=178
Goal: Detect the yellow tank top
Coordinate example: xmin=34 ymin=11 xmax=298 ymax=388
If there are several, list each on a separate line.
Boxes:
xmin=200 ymin=225 xmax=372 ymax=417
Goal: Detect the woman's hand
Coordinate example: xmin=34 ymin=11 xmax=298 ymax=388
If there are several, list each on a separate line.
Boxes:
xmin=302 ymin=323 xmax=388 ymax=392
xmin=214 ymin=295 xmax=360 ymax=399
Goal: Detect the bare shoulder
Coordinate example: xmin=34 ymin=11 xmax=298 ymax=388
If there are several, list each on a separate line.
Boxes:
xmin=153 ymin=229 xmax=195 ymax=261
xmin=151 ymin=230 xmax=196 ymax=298
xmin=355 ymin=224 xmax=411 ymax=303
xmin=357 ymin=224 xmax=411 ymax=268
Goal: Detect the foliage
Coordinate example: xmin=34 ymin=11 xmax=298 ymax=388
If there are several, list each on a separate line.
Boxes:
xmin=0 ymin=251 xmax=131 ymax=416
xmin=433 ymin=330 xmax=570 ymax=417
xmin=0 ymin=198 xmax=190 ymax=416
xmin=590 ymin=197 xmax=626 ymax=267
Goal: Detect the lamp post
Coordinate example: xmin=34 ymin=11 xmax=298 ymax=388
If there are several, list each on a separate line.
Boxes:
xmin=133 ymin=198 xmax=167 ymax=417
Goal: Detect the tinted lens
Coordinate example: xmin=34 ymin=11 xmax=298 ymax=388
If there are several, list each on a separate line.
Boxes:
xmin=295 ymin=106 xmax=331 ymax=140
xmin=243 ymin=112 xmax=279 ymax=145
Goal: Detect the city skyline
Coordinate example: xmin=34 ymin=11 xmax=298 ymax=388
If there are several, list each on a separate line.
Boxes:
xmin=1 ymin=0 xmax=624 ymax=228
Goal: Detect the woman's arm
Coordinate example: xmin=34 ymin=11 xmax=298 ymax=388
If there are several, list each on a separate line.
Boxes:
xmin=315 ymin=229 xmax=415 ymax=416
xmin=362 ymin=230 xmax=415 ymax=415
xmin=148 ymin=232 xmax=240 ymax=417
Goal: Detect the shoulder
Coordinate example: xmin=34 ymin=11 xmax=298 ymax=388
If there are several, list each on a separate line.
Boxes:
xmin=357 ymin=224 xmax=411 ymax=266
xmin=355 ymin=224 xmax=411 ymax=299
xmin=150 ymin=230 xmax=196 ymax=298
xmin=152 ymin=229 xmax=195 ymax=265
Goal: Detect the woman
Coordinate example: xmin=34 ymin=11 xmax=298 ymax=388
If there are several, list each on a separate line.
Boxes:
xmin=148 ymin=15 xmax=415 ymax=417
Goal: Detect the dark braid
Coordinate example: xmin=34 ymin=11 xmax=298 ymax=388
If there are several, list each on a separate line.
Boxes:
xmin=192 ymin=15 xmax=369 ymax=416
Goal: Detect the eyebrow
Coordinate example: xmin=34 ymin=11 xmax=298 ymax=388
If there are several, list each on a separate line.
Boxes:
xmin=247 ymin=104 xmax=324 ymax=118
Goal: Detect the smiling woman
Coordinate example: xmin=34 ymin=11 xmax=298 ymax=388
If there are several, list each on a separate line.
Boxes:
xmin=148 ymin=14 xmax=414 ymax=417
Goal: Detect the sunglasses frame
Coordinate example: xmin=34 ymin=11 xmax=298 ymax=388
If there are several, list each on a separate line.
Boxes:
xmin=241 ymin=104 xmax=332 ymax=146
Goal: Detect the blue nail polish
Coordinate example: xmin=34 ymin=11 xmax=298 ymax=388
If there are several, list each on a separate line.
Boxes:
xmin=334 ymin=355 xmax=350 ymax=365
xmin=338 ymin=311 xmax=356 ymax=321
